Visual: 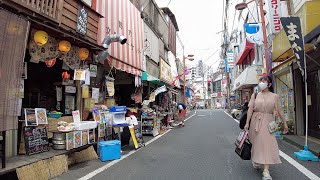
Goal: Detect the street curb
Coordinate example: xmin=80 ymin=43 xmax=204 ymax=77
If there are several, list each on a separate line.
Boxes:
xmin=282 ymin=136 xmax=318 ymax=155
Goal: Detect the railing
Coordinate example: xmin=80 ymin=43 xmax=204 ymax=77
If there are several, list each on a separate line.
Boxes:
xmin=11 ymin=0 xmax=62 ymax=23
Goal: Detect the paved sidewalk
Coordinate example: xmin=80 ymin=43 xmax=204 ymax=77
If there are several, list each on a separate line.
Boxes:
xmin=283 ymin=135 xmax=320 ymax=156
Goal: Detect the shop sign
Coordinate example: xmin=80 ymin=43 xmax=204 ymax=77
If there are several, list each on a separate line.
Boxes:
xmin=280 ymin=17 xmax=305 ymax=76
xmin=155 ymin=85 xmax=167 ymax=96
xmin=77 ymin=6 xmax=88 ymax=35
xmin=224 ymin=58 xmax=230 ymax=73
xmin=211 ymin=93 xmax=217 ymax=98
xmin=226 ymin=49 xmax=234 ymax=68
xmin=267 ymin=0 xmax=281 ymax=34
xmin=160 ymin=58 xmax=172 ymax=84
xmin=65 ymin=86 xmax=76 ymax=93
xmin=144 ymin=23 xmax=160 ymax=63
xmin=146 ymin=59 xmax=160 ymax=79
xmin=90 ymin=64 xmax=97 ymax=77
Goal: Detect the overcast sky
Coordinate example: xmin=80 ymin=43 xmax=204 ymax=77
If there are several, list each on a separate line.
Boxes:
xmin=155 ymin=0 xmax=224 ymax=70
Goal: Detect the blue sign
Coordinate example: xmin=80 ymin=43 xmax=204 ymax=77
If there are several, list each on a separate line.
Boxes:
xmin=186 ymin=88 xmax=191 ymax=98
xmin=224 ymin=58 xmax=230 ymax=73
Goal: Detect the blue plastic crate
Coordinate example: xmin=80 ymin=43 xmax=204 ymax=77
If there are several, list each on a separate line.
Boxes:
xmin=98 ymin=140 xmax=121 ymax=161
xmin=109 ymin=106 xmax=127 ymax=112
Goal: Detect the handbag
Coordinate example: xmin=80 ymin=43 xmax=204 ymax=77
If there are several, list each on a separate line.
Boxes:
xmin=268 ymin=120 xmax=279 ymax=134
xmin=267 ymin=96 xmax=281 ymax=134
xmin=235 ymin=130 xmax=252 ymax=160
xmin=235 ymin=139 xmax=252 ymax=160
xmin=239 ymin=93 xmax=257 ymax=129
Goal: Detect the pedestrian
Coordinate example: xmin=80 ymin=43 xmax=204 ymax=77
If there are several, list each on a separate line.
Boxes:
xmin=244 ymin=76 xmax=288 ymax=180
xmin=176 ymin=102 xmax=187 ymax=126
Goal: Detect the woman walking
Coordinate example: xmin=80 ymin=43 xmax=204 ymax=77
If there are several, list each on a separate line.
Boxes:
xmin=244 ymin=76 xmax=288 ymax=180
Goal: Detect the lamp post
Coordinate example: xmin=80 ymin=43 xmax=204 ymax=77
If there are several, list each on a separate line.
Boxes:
xmin=235 ymin=0 xmax=269 ymax=74
xmin=182 ymin=46 xmax=194 ymax=105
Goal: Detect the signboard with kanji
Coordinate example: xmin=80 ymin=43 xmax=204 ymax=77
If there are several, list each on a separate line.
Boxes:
xmin=280 ymin=17 xmax=305 ymax=76
xmin=267 ymin=0 xmax=282 ymax=34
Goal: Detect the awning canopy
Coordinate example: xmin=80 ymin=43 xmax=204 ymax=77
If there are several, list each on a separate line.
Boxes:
xmin=236 ymin=40 xmax=254 ymax=65
xmin=272 ymin=1 xmax=320 ymax=62
xmin=233 ymin=65 xmax=261 ymax=91
xmin=141 ymin=72 xmax=166 ymax=86
xmin=109 ymin=57 xmax=142 ymax=77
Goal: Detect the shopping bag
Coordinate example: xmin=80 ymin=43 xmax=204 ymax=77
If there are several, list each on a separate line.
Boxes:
xmin=235 ymin=139 xmax=252 ymax=160
xmin=235 ymin=130 xmax=252 ymax=160
xmin=235 ymin=130 xmax=248 ymax=148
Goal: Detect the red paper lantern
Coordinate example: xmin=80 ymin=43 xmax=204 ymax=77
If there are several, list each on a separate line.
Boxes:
xmin=62 ymin=71 xmax=70 ymax=79
xmin=45 ymin=58 xmax=56 ymax=67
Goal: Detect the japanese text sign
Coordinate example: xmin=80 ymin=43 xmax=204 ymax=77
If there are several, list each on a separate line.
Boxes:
xmin=267 ymin=0 xmax=281 ymax=34
xmin=77 ymin=6 xmax=88 ymax=35
xmin=280 ymin=17 xmax=305 ymax=76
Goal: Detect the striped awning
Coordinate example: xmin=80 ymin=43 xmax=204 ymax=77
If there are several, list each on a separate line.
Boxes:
xmin=96 ymin=0 xmax=144 ymax=76
xmin=108 ymin=57 xmax=142 ymax=76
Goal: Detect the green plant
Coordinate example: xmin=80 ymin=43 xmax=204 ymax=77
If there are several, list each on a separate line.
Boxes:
xmin=277 ymin=120 xmax=294 ymax=134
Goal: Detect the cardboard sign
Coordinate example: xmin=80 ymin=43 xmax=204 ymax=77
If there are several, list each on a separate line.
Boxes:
xmin=24 ymin=126 xmax=49 ymax=155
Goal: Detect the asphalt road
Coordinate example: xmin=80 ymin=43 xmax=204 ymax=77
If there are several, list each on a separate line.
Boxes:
xmin=57 ymin=109 xmax=320 ymax=180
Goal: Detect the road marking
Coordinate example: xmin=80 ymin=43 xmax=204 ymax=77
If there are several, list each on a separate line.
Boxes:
xmin=224 ymin=110 xmax=320 ymax=180
xmin=279 ymin=151 xmax=320 ymax=180
xmin=224 ymin=111 xmax=239 ymax=123
xmin=78 ymin=112 xmax=197 ymax=180
xmin=197 ymin=115 xmax=205 ymax=117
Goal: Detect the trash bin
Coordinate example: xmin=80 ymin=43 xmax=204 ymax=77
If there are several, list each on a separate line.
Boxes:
xmin=99 ymin=140 xmax=121 ymax=161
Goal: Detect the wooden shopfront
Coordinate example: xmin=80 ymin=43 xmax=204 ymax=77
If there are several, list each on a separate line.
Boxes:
xmin=0 ymin=0 xmax=104 ymax=176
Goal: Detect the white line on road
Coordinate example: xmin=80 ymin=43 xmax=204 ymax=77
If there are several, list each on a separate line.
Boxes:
xmin=224 ymin=111 xmax=239 ymax=123
xmin=224 ymin=110 xmax=320 ymax=180
xmin=279 ymin=151 xmax=320 ymax=180
xmin=78 ymin=111 xmax=197 ymax=180
xmin=197 ymin=115 xmax=206 ymax=117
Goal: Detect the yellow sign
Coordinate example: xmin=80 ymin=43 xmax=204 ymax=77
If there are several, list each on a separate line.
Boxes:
xmin=82 ymin=85 xmax=89 ymax=98
xmin=106 ymin=81 xmax=115 ymax=96
xmin=159 ymin=58 xmax=172 ymax=84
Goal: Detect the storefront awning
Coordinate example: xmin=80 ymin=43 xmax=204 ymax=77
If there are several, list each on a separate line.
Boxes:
xmin=233 ymin=65 xmax=261 ymax=91
xmin=109 ymin=57 xmax=142 ymax=77
xmin=236 ymin=40 xmax=254 ymax=65
xmin=272 ymin=1 xmax=320 ymax=62
xmin=141 ymin=72 xmax=166 ymax=86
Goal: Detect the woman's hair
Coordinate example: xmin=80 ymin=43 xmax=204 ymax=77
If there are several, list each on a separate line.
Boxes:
xmin=260 ymin=76 xmax=274 ymax=92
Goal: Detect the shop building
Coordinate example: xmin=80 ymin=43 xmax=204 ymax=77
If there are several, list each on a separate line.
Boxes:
xmin=0 ymin=0 xmax=106 ymax=173
xmin=271 ymin=0 xmax=320 ymax=136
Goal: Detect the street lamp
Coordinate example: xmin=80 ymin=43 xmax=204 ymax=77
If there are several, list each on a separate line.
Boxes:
xmin=235 ymin=0 xmax=270 ymax=74
xmin=183 ymin=53 xmax=194 ymax=105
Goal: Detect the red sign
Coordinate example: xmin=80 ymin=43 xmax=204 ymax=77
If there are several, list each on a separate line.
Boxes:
xmin=267 ymin=0 xmax=281 ymax=33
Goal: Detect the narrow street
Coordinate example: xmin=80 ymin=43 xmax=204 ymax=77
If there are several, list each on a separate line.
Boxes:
xmin=56 ymin=110 xmax=320 ymax=180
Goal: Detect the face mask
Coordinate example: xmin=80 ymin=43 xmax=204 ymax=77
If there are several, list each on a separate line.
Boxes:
xmin=258 ymin=82 xmax=268 ymax=90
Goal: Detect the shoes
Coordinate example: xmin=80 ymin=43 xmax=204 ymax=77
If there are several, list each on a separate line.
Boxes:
xmin=262 ymin=170 xmax=272 ymax=180
xmin=167 ymin=125 xmax=174 ymax=129
xmin=252 ymin=162 xmax=261 ymax=170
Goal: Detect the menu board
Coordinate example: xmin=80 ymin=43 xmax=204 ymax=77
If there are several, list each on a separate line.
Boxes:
xmin=66 ymin=132 xmax=74 ymax=150
xmin=74 ymin=131 xmax=82 ymax=148
xmin=82 ymin=130 xmax=88 ymax=145
xmin=35 ymin=108 xmax=48 ymax=124
xmin=24 ymin=126 xmax=49 ymax=155
xmin=24 ymin=108 xmax=37 ymax=126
